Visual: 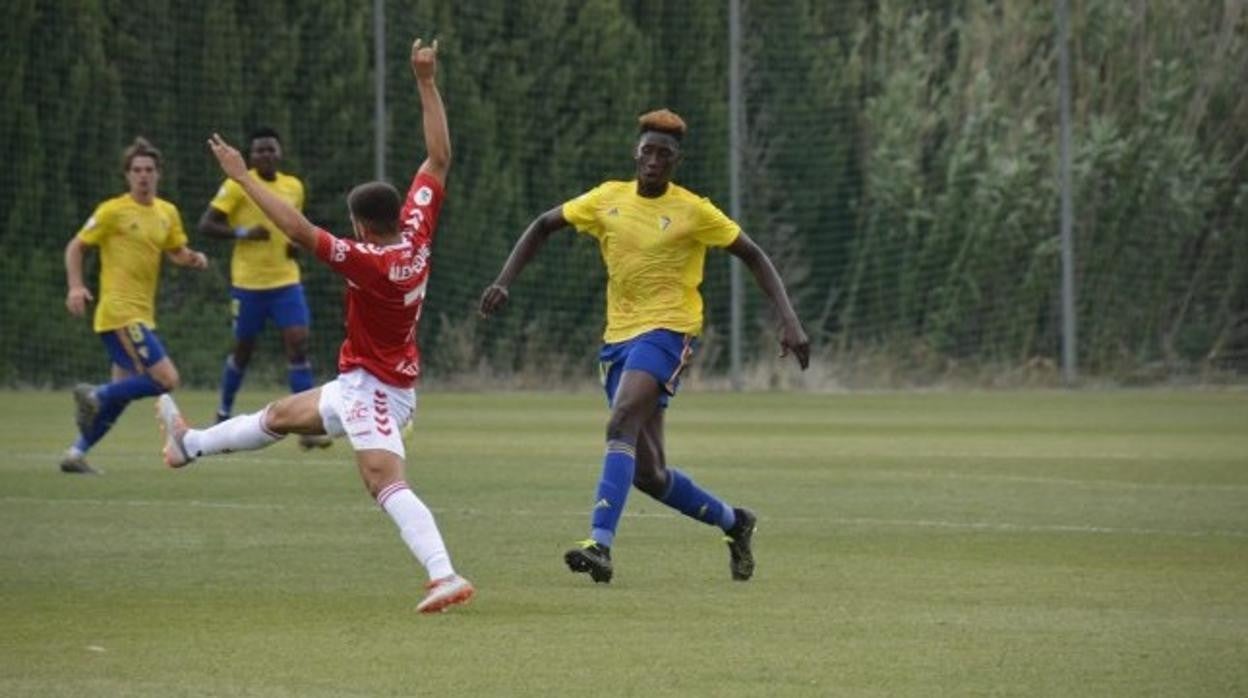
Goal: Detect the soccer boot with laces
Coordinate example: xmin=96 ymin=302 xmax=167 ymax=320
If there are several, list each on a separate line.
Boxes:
xmin=416 ymin=574 xmax=475 ymax=614
xmin=72 ymin=383 xmax=99 ymax=436
xmin=724 ymin=507 xmax=757 ymax=581
xmin=156 ymin=395 xmax=193 ymax=468
xmin=564 ymin=539 xmax=613 ymax=583
xmin=59 ymin=449 xmax=100 ymax=475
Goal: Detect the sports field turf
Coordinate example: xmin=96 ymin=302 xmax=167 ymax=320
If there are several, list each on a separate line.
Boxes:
xmin=1 ymin=388 xmax=1245 ymax=696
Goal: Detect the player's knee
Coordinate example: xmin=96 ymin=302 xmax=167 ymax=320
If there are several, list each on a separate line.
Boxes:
xmin=633 ymin=466 xmax=667 ymax=497
xmin=605 ymin=408 xmax=644 ymax=442
xmin=154 ymin=368 xmax=180 ymax=391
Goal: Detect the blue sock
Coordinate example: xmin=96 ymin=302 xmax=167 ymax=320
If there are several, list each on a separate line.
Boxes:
xmin=219 ymin=356 xmax=245 ymax=416
xmin=590 ymin=439 xmax=637 ymax=548
xmin=659 ymin=468 xmax=736 ymax=531
xmin=288 ymin=360 xmax=314 ymax=394
xmin=79 ymin=375 xmax=164 ymax=450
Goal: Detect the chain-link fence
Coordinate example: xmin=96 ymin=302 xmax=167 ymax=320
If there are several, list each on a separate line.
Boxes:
xmin=2 ymin=0 xmax=1245 ymax=390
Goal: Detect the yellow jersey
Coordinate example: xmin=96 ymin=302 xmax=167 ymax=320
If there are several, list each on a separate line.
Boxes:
xmin=562 ymin=180 xmax=740 ymax=343
xmin=209 ymin=170 xmax=305 ymax=290
xmin=77 ymin=194 xmax=188 ymax=332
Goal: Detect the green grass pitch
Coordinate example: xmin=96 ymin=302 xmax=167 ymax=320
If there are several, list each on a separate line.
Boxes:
xmin=1 ymin=389 xmax=1246 ymax=696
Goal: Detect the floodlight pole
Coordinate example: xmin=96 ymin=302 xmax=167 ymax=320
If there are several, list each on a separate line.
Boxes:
xmin=373 ymin=0 xmax=387 ymax=182
xmin=1057 ymin=0 xmax=1077 ymax=384
xmin=728 ymin=0 xmax=745 ymax=391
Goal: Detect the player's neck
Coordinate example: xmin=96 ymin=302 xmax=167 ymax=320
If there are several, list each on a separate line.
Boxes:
xmin=127 ymin=191 xmax=156 ymax=206
xmin=256 ymin=169 xmax=278 ymax=182
xmin=364 ymin=233 xmax=402 ymax=247
xmin=635 ymin=181 xmax=670 ymax=198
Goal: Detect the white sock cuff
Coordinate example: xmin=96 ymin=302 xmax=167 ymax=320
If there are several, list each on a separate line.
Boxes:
xmin=376 ymin=480 xmax=410 ymax=508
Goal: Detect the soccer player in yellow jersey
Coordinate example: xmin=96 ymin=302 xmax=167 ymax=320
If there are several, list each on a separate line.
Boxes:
xmin=480 ymin=109 xmax=810 ymax=583
xmin=196 ymin=128 xmax=328 ymax=448
xmin=61 ymin=137 xmax=209 ymax=474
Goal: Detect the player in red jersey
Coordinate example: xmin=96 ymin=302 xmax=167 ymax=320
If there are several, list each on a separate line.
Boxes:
xmin=154 ymin=38 xmax=474 ymax=615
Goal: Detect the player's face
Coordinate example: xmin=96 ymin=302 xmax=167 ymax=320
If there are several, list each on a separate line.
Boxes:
xmin=125 ymin=156 xmax=160 ymax=199
xmin=634 ymin=132 xmax=681 ymax=192
xmin=250 ymin=137 xmax=282 ymax=179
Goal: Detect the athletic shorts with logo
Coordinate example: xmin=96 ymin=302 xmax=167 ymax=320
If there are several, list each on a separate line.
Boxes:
xmin=317 ymin=368 xmax=415 ymax=457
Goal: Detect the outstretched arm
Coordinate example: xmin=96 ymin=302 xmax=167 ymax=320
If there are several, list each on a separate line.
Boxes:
xmin=207 ymin=133 xmax=317 ymax=251
xmin=411 ymin=38 xmax=450 ymax=186
xmin=726 ymin=232 xmax=811 ymax=369
xmin=478 ymin=206 xmax=568 ymax=317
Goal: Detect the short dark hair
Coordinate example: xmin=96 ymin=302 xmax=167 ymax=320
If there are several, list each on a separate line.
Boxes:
xmin=248 ymin=126 xmax=282 ymax=145
xmin=122 ymin=137 xmax=162 ymax=171
xmin=637 ymin=109 xmax=687 ymax=141
xmin=347 ymin=181 xmax=401 ymax=236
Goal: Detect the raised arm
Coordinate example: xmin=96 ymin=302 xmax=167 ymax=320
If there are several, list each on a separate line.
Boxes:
xmin=207 ymin=133 xmax=317 ymax=250
xmin=478 ymin=206 xmax=568 ymax=317
xmin=726 ymin=231 xmax=811 ymax=369
xmin=411 ymin=38 xmax=450 ymax=185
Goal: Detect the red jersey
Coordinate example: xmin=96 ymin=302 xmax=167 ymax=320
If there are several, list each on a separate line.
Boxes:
xmin=314 ymin=171 xmax=443 ymax=388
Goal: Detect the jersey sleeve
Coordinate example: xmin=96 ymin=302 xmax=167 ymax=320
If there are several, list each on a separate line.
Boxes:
xmin=691 ymin=197 xmax=741 ymax=248
xmin=162 ymin=202 xmax=189 ymax=250
xmin=208 ymin=179 xmax=243 ymax=217
xmin=76 ymin=201 xmax=113 ymax=246
xmin=314 ymin=228 xmax=386 ymax=288
xmin=398 ymin=171 xmax=444 ymax=242
xmin=561 ymin=183 xmax=608 ymax=240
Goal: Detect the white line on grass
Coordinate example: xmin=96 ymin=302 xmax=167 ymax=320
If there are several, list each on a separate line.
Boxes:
xmin=861 ymin=470 xmax=1248 ymax=493
xmin=4 ymin=495 xmax=1246 ymax=539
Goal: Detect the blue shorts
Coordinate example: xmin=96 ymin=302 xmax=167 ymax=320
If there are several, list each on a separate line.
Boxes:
xmin=598 ymin=329 xmax=697 ymax=408
xmin=99 ymin=322 xmax=168 ymax=372
xmin=231 ymin=284 xmax=310 ymax=341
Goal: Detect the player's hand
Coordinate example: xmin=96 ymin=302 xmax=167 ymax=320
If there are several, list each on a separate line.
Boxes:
xmin=779 ymin=320 xmax=810 ymax=370
xmin=411 ymin=38 xmax=438 ymax=81
xmin=247 ymin=225 xmax=271 ymax=241
xmin=208 ymin=133 xmax=248 ymax=180
xmin=65 ymin=286 xmax=93 ymax=317
xmin=189 ymin=250 xmax=209 ymax=269
xmin=478 ymin=283 xmax=509 ymax=318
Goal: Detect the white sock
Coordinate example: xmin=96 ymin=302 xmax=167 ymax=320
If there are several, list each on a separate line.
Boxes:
xmin=377 ymin=481 xmax=455 ymax=580
xmin=183 ymin=407 xmax=283 ymax=458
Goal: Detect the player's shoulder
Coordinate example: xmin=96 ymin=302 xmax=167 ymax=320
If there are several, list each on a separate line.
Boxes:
xmin=668 ymin=182 xmax=726 ymax=214
xmin=666 ymin=181 xmax=706 ymax=204
xmin=276 ymin=171 xmax=304 ymax=190
xmin=154 ymin=197 xmax=182 ymax=216
xmin=578 ymin=180 xmax=632 ymax=203
xmin=96 ymin=193 xmax=132 ymax=215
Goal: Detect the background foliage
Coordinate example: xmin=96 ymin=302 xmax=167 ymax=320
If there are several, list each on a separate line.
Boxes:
xmin=1 ymin=0 xmax=1245 ymax=387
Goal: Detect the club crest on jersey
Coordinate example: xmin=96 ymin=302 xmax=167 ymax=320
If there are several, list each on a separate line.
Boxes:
xmin=414 ymin=186 xmax=433 ymax=206
xmin=659 ymin=215 xmax=672 ymax=231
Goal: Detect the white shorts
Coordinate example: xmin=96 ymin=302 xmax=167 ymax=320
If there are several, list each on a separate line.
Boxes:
xmin=318 ymin=368 xmax=416 ymax=457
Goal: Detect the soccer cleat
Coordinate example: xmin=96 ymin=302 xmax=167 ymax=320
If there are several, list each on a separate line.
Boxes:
xmin=59 ymin=450 xmax=100 ymax=475
xmin=214 ymin=410 xmax=230 ymax=424
xmin=156 ymin=395 xmax=193 ymax=468
xmin=72 ymin=383 xmax=99 ymax=436
xmin=297 ymin=434 xmax=333 ymax=450
xmin=724 ymin=507 xmax=757 ymax=581
xmin=416 ymin=574 xmax=475 ymax=614
xmin=564 ymin=539 xmax=613 ymax=583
